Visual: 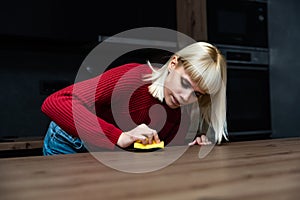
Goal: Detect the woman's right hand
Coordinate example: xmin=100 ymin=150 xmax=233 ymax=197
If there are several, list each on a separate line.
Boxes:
xmin=117 ymin=124 xmax=160 ymax=148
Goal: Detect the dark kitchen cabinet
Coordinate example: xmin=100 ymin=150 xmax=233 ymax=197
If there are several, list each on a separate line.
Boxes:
xmin=0 ymin=0 xmax=177 ymax=43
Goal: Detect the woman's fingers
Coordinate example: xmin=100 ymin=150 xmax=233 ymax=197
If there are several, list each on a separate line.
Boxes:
xmin=196 ymin=136 xmax=202 ymax=144
xmin=188 ymin=139 xmax=197 ymax=146
xmin=200 ymin=135 xmax=212 ymax=145
xmin=140 ymin=136 xmax=149 ymax=145
xmin=129 ymin=124 xmax=160 ymax=145
xmin=153 ymin=132 xmax=160 ymax=143
xmin=189 ymin=135 xmax=212 ymax=146
xmin=139 ymin=124 xmax=159 ymax=144
xmin=145 ymin=132 xmax=160 ymax=144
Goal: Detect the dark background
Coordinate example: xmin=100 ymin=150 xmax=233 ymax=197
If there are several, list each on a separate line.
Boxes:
xmin=0 ymin=0 xmax=176 ymax=140
xmin=0 ymin=0 xmax=299 ymax=140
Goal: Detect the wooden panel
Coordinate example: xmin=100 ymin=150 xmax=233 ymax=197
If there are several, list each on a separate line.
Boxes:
xmin=0 ymin=137 xmax=43 ymax=151
xmin=1 ymin=137 xmax=300 ymax=200
xmin=176 ymin=0 xmax=207 ymax=41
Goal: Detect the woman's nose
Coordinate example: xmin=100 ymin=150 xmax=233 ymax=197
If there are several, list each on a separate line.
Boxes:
xmin=180 ymin=89 xmax=193 ymax=103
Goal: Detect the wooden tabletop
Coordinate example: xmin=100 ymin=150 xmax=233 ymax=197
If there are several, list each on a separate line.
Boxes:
xmin=1 ymin=137 xmax=300 ymax=200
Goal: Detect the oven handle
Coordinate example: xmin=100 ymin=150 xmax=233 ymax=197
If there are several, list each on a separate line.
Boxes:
xmin=227 ymin=66 xmax=268 ymax=71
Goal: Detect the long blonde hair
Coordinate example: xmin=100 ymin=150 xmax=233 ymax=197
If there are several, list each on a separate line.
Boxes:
xmin=144 ymin=42 xmax=228 ymax=144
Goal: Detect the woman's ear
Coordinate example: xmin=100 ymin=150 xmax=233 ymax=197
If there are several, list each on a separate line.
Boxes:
xmin=168 ymin=55 xmax=179 ymax=72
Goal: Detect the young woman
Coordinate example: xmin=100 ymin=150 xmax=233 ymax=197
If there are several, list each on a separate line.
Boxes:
xmin=42 ymin=42 xmax=228 ymax=155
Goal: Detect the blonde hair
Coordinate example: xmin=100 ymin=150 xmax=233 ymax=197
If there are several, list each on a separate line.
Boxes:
xmin=144 ymin=42 xmax=228 ymax=144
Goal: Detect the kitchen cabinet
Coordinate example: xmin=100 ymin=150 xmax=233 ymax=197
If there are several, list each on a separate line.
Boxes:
xmin=176 ymin=0 xmax=207 ymax=41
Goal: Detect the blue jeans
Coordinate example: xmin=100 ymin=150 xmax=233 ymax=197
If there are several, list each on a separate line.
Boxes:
xmin=43 ymin=121 xmax=87 ymax=155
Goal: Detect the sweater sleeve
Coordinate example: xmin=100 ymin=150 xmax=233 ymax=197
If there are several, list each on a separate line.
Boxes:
xmin=41 ymin=63 xmax=141 ymax=149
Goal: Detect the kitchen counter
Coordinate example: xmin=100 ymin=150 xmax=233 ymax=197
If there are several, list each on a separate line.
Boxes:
xmin=1 ymin=137 xmax=300 ymax=200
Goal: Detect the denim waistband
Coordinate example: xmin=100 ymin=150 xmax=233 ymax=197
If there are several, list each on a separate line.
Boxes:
xmin=49 ymin=121 xmax=77 ymax=139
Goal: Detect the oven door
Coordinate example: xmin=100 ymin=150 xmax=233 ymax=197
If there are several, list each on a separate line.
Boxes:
xmin=226 ymin=65 xmax=272 ymax=140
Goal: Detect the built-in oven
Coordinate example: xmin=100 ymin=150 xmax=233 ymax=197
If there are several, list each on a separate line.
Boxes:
xmin=217 ymin=45 xmax=272 ymax=140
xmin=207 ymin=0 xmax=268 ymax=48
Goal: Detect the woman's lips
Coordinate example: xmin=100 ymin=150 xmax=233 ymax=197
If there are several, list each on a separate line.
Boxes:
xmin=171 ymin=95 xmax=180 ymax=107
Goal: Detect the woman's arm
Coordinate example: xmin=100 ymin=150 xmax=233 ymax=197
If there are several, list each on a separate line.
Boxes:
xmin=41 ymin=63 xmax=160 ymax=150
xmin=41 ymin=73 xmax=123 ymax=149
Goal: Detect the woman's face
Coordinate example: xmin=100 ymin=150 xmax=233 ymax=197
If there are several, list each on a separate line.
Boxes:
xmin=164 ymin=56 xmax=205 ymax=109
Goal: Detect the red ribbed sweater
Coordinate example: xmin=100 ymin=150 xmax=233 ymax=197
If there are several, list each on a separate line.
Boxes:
xmin=42 ymin=63 xmax=190 ymax=149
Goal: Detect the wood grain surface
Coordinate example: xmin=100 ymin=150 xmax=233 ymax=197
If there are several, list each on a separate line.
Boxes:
xmin=176 ymin=0 xmax=207 ymax=42
xmin=1 ymin=137 xmax=300 ymax=200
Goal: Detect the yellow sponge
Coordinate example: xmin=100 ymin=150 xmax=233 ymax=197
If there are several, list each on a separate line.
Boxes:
xmin=134 ymin=141 xmax=164 ymax=149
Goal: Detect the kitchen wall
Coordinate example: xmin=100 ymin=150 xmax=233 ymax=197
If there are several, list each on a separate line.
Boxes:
xmin=0 ymin=0 xmax=176 ymax=139
xmin=269 ymin=0 xmax=300 ymax=138
xmin=0 ymin=47 xmax=83 ymax=139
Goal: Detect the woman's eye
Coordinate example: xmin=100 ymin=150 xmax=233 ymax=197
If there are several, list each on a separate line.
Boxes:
xmin=181 ymin=78 xmax=191 ymax=89
xmin=194 ymin=91 xmax=202 ymax=98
